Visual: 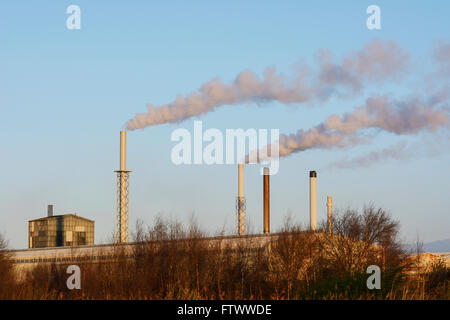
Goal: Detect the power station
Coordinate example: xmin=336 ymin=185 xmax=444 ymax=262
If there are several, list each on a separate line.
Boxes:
xmin=24 ymin=131 xmax=335 ymax=250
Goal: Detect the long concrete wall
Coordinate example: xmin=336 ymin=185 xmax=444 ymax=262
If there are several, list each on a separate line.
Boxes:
xmin=8 ymin=233 xmax=275 ymax=274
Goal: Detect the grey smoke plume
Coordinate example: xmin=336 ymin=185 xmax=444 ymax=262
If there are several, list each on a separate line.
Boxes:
xmin=433 ymin=40 xmax=450 ymax=76
xmin=126 ymin=39 xmax=408 ymax=130
xmin=316 ymin=39 xmax=408 ymax=96
xmin=327 ymin=141 xmax=410 ymax=170
xmin=252 ymin=94 xmax=449 ymax=161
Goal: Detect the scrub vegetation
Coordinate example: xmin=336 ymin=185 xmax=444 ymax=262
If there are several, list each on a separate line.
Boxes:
xmin=0 ymin=206 xmax=448 ymax=299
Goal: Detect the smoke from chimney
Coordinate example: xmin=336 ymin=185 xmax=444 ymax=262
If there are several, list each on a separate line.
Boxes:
xmin=328 ymin=141 xmax=410 ymax=170
xmin=251 ymin=94 xmax=449 ymax=161
xmin=125 ymin=39 xmax=408 ymax=130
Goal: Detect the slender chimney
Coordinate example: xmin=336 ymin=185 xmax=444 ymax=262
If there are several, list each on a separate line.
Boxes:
xmin=309 ymin=171 xmax=317 ymax=231
xmin=237 ymin=164 xmax=245 ymax=235
xmin=238 ymin=164 xmax=244 ymax=198
xmin=120 ymin=131 xmax=126 ymax=171
xmin=115 ymin=131 xmax=131 ymax=243
xmin=327 ymin=196 xmax=333 ymax=233
xmin=263 ymin=167 xmax=270 ymax=234
xmin=47 ymin=205 xmax=53 ymax=217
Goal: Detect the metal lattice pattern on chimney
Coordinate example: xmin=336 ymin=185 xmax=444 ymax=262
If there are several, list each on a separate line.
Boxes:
xmin=236 ymin=197 xmax=246 ymax=236
xmin=116 ymin=171 xmax=130 ymax=243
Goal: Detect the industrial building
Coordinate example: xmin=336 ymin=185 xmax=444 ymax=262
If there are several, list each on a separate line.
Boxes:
xmin=7 ymin=131 xmax=342 ymax=276
xmin=24 ymin=132 xmax=330 ymax=252
xmin=28 ymin=205 xmax=94 ymax=248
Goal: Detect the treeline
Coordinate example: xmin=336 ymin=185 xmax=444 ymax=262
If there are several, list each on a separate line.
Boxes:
xmin=0 ymin=206 xmax=448 ymax=299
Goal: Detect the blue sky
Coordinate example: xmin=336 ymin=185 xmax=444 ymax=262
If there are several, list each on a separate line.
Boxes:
xmin=0 ymin=1 xmax=449 ymax=249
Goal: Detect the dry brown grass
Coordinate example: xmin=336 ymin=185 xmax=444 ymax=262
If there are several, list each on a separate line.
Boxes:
xmin=1 ymin=207 xmax=448 ymax=300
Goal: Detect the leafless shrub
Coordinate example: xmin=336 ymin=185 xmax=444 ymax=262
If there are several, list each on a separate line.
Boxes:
xmin=1 ymin=207 xmax=447 ymax=300
xmin=318 ymin=205 xmax=405 ymax=277
xmin=0 ymin=233 xmax=15 ymax=299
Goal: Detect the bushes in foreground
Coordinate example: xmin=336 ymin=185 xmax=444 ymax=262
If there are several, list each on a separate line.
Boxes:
xmin=1 ymin=206 xmax=448 ymax=299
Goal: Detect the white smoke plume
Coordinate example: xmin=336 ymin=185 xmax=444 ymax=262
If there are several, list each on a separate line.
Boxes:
xmin=433 ymin=39 xmax=450 ymax=76
xmin=126 ymin=39 xmax=408 ymax=130
xmin=251 ymin=94 xmax=449 ymax=162
xmin=326 ymin=128 xmax=450 ymax=170
xmin=326 ymin=141 xmax=411 ymax=170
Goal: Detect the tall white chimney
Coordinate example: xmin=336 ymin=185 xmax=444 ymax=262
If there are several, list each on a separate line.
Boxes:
xmin=309 ymin=171 xmax=317 ymax=231
xmin=115 ymin=131 xmax=131 ymax=243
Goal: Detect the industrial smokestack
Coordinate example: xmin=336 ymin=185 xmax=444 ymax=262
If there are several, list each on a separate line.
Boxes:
xmin=238 ymin=164 xmax=244 ymax=198
xmin=47 ymin=205 xmax=53 ymax=217
xmin=237 ymin=164 xmax=245 ymax=235
xmin=309 ymin=171 xmax=317 ymax=231
xmin=263 ymin=167 xmax=270 ymax=234
xmin=327 ymin=196 xmax=333 ymax=233
xmin=120 ymin=131 xmax=126 ymax=171
xmin=115 ymin=131 xmax=131 ymax=243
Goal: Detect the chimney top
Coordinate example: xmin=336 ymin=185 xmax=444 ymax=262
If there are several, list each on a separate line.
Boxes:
xmin=47 ymin=205 xmax=53 ymax=217
xmin=309 ymin=171 xmax=317 ymax=178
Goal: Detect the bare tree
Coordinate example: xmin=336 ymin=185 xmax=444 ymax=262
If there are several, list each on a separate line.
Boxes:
xmin=0 ymin=233 xmax=14 ymax=299
xmin=319 ymin=205 xmax=404 ymax=277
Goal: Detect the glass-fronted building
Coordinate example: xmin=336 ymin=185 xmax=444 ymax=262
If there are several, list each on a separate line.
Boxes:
xmin=28 ymin=214 xmax=94 ymax=248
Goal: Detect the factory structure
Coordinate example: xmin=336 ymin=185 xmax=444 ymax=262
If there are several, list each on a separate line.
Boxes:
xmin=28 ymin=205 xmax=94 ymax=249
xmin=17 ymin=131 xmax=335 ymax=266
xmin=235 ymin=166 xmax=330 ymax=236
